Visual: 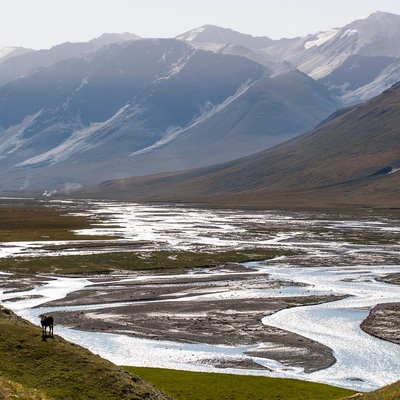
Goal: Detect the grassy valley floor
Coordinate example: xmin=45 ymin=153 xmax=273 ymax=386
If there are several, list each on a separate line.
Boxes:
xmin=126 ymin=367 xmax=355 ymax=400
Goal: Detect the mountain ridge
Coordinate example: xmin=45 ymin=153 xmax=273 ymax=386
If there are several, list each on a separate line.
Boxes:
xmin=0 ymin=38 xmax=340 ymax=191
xmin=261 ymin=11 xmax=400 ymax=104
xmin=1 ymin=11 xmax=400 ymax=193
xmin=79 ymin=81 xmax=400 ymax=210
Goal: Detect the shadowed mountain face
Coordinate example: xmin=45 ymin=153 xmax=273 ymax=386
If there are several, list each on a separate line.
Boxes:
xmin=0 ymin=38 xmax=339 ymax=191
xmin=85 ymin=82 xmax=400 ymax=209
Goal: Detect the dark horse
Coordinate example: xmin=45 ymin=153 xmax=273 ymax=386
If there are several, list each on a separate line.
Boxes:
xmin=40 ymin=315 xmax=54 ymax=336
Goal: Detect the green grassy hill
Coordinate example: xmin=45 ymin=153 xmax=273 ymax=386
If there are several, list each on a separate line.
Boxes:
xmin=341 ymin=380 xmax=400 ymax=400
xmin=0 ymin=306 xmax=172 ymax=400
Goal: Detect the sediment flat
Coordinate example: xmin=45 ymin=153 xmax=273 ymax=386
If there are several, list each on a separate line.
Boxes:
xmin=38 ymin=264 xmax=343 ymax=373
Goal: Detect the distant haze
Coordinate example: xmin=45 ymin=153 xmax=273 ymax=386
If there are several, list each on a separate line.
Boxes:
xmin=2 ymin=0 xmax=400 ymax=49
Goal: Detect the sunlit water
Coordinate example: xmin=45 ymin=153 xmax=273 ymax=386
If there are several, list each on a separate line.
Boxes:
xmin=1 ymin=200 xmax=400 ymax=392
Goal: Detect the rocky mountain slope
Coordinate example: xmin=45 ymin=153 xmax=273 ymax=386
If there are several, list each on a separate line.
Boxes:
xmin=177 ymin=12 xmax=400 ymax=106
xmin=85 ymin=81 xmax=400 ymax=209
xmin=260 ymin=11 xmax=400 ymax=104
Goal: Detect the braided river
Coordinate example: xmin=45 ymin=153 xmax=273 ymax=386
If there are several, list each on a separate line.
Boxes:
xmin=1 ymin=200 xmax=400 ymax=392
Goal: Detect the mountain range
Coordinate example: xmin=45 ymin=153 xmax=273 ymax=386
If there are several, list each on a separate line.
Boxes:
xmin=178 ymin=11 xmax=400 ymax=105
xmin=83 ymin=81 xmax=400 ymax=210
xmin=0 ymin=11 xmax=399 ymax=196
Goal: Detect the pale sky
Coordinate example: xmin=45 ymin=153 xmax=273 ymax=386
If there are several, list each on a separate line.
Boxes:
xmin=2 ymin=0 xmax=400 ymax=49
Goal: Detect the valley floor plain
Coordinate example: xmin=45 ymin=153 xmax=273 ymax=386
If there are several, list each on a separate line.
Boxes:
xmin=0 ymin=198 xmax=399 ymax=396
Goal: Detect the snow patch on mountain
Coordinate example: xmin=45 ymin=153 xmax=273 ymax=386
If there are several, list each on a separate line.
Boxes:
xmin=156 ymin=47 xmax=196 ymax=80
xmin=342 ymin=59 xmax=400 ymax=104
xmin=176 ymin=27 xmax=206 ymax=42
xmin=190 ymin=42 xmax=226 ymax=52
xmin=15 ymin=102 xmax=147 ymax=168
xmin=16 ymin=121 xmax=102 ymax=167
xmin=0 ymin=111 xmax=43 ymax=157
xmin=302 ymin=52 xmax=351 ymax=80
xmin=129 ymin=126 xmax=182 ymax=156
xmin=0 ymin=47 xmax=18 ymax=60
xmin=76 ymin=77 xmax=90 ymax=92
xmin=341 ymin=28 xmax=358 ymax=39
xmin=304 ymin=29 xmax=339 ymax=49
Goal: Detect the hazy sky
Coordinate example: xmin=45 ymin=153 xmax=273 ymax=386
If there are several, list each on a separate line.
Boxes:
xmin=2 ymin=0 xmax=400 ymax=49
